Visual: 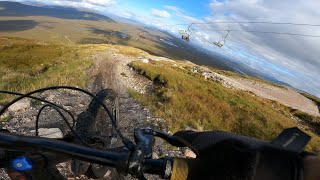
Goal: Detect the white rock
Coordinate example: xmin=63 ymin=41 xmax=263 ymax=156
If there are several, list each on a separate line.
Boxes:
xmin=8 ymin=99 xmax=30 ymax=112
xmin=104 ymin=170 xmax=112 ymax=178
xmin=142 ymin=58 xmax=149 ymax=63
xmin=152 ymin=152 xmax=159 ymax=159
xmin=38 ymin=128 xmax=63 ymax=138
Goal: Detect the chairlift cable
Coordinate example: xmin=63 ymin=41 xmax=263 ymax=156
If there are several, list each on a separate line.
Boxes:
xmin=158 ymin=21 xmax=320 ymax=27
xmin=194 ymin=29 xmax=320 ymax=38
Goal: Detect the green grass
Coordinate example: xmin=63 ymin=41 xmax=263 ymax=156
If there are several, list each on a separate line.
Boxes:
xmin=129 ymin=60 xmax=320 ymax=152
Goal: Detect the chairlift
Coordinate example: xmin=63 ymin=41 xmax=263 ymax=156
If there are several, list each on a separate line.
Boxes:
xmin=214 ymin=30 xmax=230 ymax=47
xmin=179 ymin=23 xmax=194 ymax=42
xmin=179 ymin=30 xmax=190 ymax=42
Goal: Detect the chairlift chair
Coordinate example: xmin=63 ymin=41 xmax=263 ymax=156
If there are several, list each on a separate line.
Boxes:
xmin=179 ymin=30 xmax=190 ymax=42
xmin=179 ymin=23 xmax=194 ymax=42
xmin=214 ymin=30 xmax=230 ymax=47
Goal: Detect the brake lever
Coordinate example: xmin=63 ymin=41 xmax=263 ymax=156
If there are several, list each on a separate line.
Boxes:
xmin=128 ymin=128 xmax=155 ymax=179
xmin=142 ymin=129 xmax=199 ymax=156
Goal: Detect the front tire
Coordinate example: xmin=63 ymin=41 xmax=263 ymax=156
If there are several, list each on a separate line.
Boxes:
xmin=71 ymin=89 xmax=119 ymax=179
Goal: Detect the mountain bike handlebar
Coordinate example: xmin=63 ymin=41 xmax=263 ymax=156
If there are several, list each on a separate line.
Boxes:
xmin=0 ymin=129 xmax=193 ymax=179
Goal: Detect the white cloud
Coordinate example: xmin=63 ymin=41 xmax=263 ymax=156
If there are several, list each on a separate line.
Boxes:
xmin=28 ymin=0 xmax=117 ymax=10
xmin=151 ymin=9 xmax=170 ymax=18
xmin=164 ymin=5 xmax=179 ymax=12
xmin=85 ymin=0 xmax=116 ymax=6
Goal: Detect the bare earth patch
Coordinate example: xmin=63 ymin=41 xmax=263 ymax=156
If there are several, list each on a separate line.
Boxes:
xmin=231 ymin=78 xmax=320 ymax=117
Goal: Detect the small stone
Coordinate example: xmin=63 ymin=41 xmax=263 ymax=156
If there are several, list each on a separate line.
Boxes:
xmin=152 ymin=152 xmax=159 ymax=159
xmin=59 ymin=162 xmax=67 ymax=168
xmin=184 ymin=125 xmax=196 ymax=131
xmin=104 ymin=170 xmax=112 ymax=178
xmin=63 ymin=106 xmax=72 ymax=111
xmin=46 ymin=94 xmax=55 ymax=102
xmin=23 ymin=118 xmax=32 ymax=123
xmin=142 ymin=58 xmax=149 ymax=63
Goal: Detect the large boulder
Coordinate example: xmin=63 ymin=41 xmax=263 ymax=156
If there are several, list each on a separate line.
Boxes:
xmin=34 ymin=128 xmax=64 ymax=138
xmin=8 ymin=99 xmax=31 ymax=112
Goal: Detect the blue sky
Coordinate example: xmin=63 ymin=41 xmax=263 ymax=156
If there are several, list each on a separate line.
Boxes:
xmin=6 ymin=0 xmax=320 ymax=97
xmin=115 ymin=0 xmax=212 ymax=19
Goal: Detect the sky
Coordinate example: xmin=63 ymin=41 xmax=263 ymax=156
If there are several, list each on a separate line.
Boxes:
xmin=6 ymin=0 xmax=320 ymax=97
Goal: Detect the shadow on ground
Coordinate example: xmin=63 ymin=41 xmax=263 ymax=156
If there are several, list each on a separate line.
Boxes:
xmin=0 ymin=20 xmax=38 ymax=32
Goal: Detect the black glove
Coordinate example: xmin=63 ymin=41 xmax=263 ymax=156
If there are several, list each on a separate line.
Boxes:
xmin=173 ymin=127 xmax=311 ymax=180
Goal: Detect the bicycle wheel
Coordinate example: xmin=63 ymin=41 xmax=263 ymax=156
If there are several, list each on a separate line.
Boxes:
xmin=71 ymin=89 xmax=120 ymax=179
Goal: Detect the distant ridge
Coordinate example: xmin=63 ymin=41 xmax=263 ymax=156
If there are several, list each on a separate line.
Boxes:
xmin=0 ymin=1 xmax=114 ymax=22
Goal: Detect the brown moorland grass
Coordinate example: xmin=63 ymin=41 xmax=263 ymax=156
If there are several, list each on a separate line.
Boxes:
xmin=0 ymin=37 xmax=95 ymax=102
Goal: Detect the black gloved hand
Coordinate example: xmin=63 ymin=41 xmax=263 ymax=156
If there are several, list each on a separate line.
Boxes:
xmin=173 ymin=128 xmax=310 ymax=180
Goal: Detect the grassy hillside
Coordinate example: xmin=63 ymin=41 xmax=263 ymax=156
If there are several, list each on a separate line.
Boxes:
xmin=129 ymin=60 xmax=320 ymax=152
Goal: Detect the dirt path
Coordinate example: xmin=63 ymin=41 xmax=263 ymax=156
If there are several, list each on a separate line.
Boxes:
xmin=231 ymin=78 xmax=319 ymax=117
xmin=200 ymin=66 xmax=320 ymax=117
xmin=82 ymin=51 xmax=179 ymax=179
